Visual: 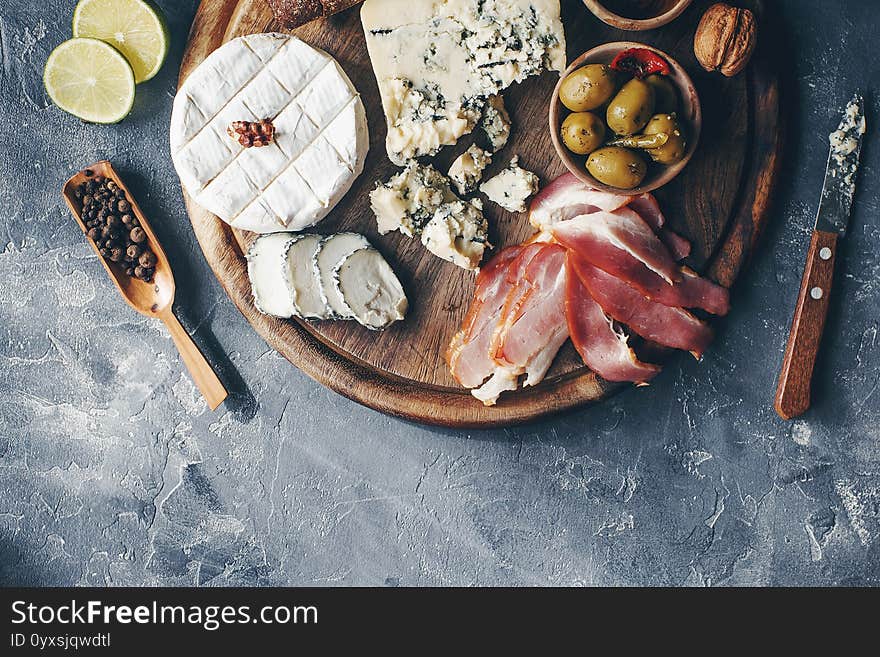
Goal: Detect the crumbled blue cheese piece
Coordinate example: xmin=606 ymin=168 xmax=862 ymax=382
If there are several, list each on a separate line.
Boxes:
xmin=479 ymin=155 xmax=539 ymax=212
xmin=370 ymin=162 xmax=456 ymax=236
xmin=371 ymin=162 xmax=489 ymax=270
xmin=421 ymin=199 xmax=489 ymax=271
xmin=479 ymin=95 xmax=511 ymax=153
xmin=448 ymin=144 xmax=492 ymax=195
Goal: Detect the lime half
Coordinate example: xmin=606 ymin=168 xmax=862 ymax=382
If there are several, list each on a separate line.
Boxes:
xmin=73 ymin=0 xmax=169 ymax=84
xmin=44 ymin=38 xmax=136 ymax=124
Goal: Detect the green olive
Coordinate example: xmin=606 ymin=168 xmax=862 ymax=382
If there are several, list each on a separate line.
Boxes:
xmin=559 ymin=64 xmax=618 ymax=112
xmin=606 ymin=79 xmax=655 ymax=136
xmin=644 ymin=113 xmax=687 ymax=164
xmin=561 ymin=112 xmax=606 ymax=155
xmin=644 ymin=75 xmax=678 ymax=114
xmin=587 ymin=147 xmax=647 ymax=189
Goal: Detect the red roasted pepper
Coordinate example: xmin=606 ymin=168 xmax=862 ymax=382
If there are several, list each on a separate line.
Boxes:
xmin=610 ymin=48 xmax=671 ymax=79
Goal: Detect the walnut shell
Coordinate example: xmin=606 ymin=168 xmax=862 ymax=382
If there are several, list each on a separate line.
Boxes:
xmin=694 ymin=3 xmax=757 ymax=77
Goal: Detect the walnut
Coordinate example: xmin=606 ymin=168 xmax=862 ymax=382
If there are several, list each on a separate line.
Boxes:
xmin=227 ymin=119 xmax=275 ymax=148
xmin=693 ymin=3 xmax=757 ymax=77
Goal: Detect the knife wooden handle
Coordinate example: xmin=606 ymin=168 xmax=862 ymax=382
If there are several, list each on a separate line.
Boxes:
xmin=774 ymin=230 xmax=838 ymax=420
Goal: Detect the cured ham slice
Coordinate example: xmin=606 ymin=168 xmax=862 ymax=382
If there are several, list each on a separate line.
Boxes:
xmin=551 ymin=211 xmax=681 ymax=284
xmin=553 ymin=222 xmax=729 ymax=315
xmin=473 ymin=244 xmax=569 ymax=405
xmin=565 ymin=254 xmax=661 ymax=384
xmin=571 ymin=257 xmax=714 ymax=358
xmin=625 ymin=193 xmax=692 ymax=260
xmin=447 ymin=245 xmax=526 ymax=389
xmin=530 ymin=172 xmax=631 ymax=230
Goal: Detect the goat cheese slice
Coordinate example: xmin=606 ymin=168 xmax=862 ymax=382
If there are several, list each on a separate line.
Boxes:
xmin=480 ymin=155 xmax=540 ymax=212
xmin=171 ymin=33 xmax=368 ymax=234
xmin=361 ymin=0 xmax=566 ymax=164
xmin=286 ymin=234 xmax=330 ymax=319
xmin=246 ymin=233 xmax=297 ymax=318
xmin=335 ymin=248 xmax=409 ymax=330
xmin=315 ymin=233 xmax=372 ymax=318
xmin=448 ymin=144 xmax=492 ymax=195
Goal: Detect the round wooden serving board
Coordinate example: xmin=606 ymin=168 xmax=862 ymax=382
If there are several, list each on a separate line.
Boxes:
xmin=179 ymin=0 xmax=780 ymax=428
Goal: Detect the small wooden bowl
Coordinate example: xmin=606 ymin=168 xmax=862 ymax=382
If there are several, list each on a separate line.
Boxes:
xmin=549 ymin=42 xmax=702 ymax=196
xmin=583 ymin=0 xmax=693 ymax=31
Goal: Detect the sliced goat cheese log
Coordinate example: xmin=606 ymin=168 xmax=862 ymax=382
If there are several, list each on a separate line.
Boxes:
xmin=479 ymin=95 xmax=511 ymax=153
xmin=421 ymin=200 xmax=489 ymax=271
xmin=480 ymin=156 xmax=540 ymax=212
xmin=246 ymin=233 xmax=297 ymax=318
xmin=285 ymin=234 xmax=330 ymax=319
xmin=170 ymin=33 xmax=368 ymax=234
xmin=361 ymin=0 xmax=566 ymax=164
xmin=448 ymin=145 xmax=492 ymax=196
xmin=315 ymin=233 xmax=372 ymax=318
xmin=335 ymin=248 xmax=408 ymax=329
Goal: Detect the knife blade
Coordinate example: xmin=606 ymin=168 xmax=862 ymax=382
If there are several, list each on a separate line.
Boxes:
xmin=815 ymin=93 xmax=865 ymax=235
xmin=775 ymin=93 xmax=866 ymax=420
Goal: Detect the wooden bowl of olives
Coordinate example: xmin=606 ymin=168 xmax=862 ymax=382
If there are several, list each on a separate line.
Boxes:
xmin=583 ymin=0 xmax=694 ymax=31
xmin=549 ymin=42 xmax=701 ymax=195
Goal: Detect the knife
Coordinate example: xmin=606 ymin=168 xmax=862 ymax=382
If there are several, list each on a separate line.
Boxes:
xmin=775 ymin=93 xmax=866 ymax=420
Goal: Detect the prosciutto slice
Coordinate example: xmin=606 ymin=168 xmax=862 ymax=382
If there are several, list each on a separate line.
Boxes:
xmin=551 ymin=211 xmax=681 ymax=284
xmin=625 ymin=193 xmax=692 ymax=261
xmin=571 ymin=257 xmax=714 ymax=358
xmin=552 ymin=220 xmax=729 ymax=315
xmin=473 ymin=244 xmax=569 ymax=405
xmin=447 ymin=245 xmax=525 ymax=388
xmin=529 ymin=172 xmax=631 ymax=230
xmin=565 ymin=254 xmax=661 ymax=384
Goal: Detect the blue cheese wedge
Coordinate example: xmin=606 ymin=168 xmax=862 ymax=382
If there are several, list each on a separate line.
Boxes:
xmin=361 ymin=0 xmax=566 ymax=164
xmin=480 ymin=155 xmax=540 ymax=212
xmin=171 ymin=34 xmax=368 ymax=234
xmin=334 ymin=248 xmax=409 ymax=330
xmin=246 ymin=233 xmax=298 ymax=318
xmin=315 ymin=233 xmax=372 ymax=318
xmin=448 ymin=145 xmax=492 ymax=195
xmin=421 ymin=199 xmax=489 ymax=271
xmin=479 ymin=95 xmax=511 ymax=153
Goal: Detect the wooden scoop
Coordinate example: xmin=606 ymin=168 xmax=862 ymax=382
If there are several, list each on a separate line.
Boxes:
xmin=62 ymin=161 xmax=228 ymax=411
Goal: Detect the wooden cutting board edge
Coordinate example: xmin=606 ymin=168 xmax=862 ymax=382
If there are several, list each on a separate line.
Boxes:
xmin=177 ymin=0 xmax=781 ymax=429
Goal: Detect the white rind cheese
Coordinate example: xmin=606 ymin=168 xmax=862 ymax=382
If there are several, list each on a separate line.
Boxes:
xmin=361 ymin=0 xmax=566 ymax=164
xmin=335 ymin=248 xmax=409 ymax=330
xmin=421 ymin=199 xmax=489 ymax=271
xmin=171 ymin=34 xmax=369 ymax=234
xmin=480 ymin=155 xmax=540 ymax=212
xmin=448 ymin=145 xmax=492 ymax=195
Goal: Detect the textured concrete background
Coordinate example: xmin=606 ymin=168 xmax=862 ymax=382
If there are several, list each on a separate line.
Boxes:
xmin=1 ymin=0 xmax=878 ymax=587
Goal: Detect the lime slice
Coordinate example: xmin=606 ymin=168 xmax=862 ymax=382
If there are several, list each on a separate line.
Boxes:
xmin=72 ymin=0 xmax=169 ymax=84
xmin=44 ymin=38 xmax=136 ymax=124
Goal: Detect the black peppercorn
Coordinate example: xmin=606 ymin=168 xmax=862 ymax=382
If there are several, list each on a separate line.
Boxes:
xmin=126 ymin=244 xmax=142 ymax=260
xmin=139 ymin=251 xmax=157 ymax=267
xmin=130 ymin=227 xmax=146 ymax=243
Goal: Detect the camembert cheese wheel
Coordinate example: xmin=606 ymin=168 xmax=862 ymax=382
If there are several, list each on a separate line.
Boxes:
xmin=171 ymin=33 xmax=368 ymax=234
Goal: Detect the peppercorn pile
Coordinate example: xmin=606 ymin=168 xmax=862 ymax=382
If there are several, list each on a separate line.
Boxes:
xmin=75 ymin=174 xmax=158 ymax=283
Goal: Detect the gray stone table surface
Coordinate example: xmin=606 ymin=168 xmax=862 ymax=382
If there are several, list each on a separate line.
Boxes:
xmin=1 ymin=0 xmax=878 ymax=587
